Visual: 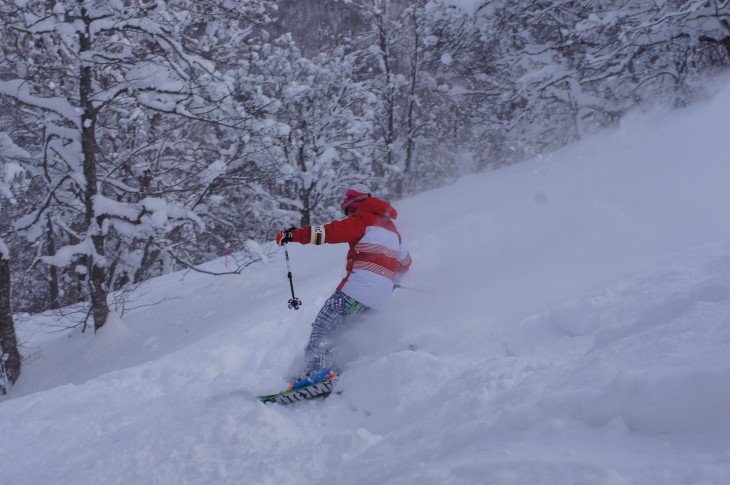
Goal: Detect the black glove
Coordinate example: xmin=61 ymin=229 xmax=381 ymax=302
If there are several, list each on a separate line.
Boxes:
xmin=276 ymin=227 xmax=295 ymax=246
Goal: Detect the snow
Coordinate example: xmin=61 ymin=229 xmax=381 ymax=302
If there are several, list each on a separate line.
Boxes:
xmin=245 ymin=239 xmax=269 ymax=264
xmin=2 ymin=84 xmax=730 ymax=484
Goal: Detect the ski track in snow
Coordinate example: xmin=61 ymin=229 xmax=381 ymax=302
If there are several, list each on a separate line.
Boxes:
xmin=2 ymin=84 xmax=730 ymax=484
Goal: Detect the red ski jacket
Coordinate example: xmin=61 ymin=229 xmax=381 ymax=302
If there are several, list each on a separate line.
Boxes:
xmin=289 ymin=197 xmax=412 ymax=310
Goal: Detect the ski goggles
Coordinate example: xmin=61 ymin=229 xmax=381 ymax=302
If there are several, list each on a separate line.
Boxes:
xmin=341 ymin=194 xmax=370 ymax=214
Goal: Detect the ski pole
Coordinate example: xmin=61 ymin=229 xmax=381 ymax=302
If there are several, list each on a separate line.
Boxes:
xmin=284 ymin=246 xmax=302 ymax=310
xmin=393 ymin=284 xmax=428 ymax=292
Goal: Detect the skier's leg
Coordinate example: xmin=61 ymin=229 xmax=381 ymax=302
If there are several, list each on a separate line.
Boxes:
xmin=304 ymin=291 xmax=367 ymax=371
xmin=304 ymin=292 xmax=347 ymax=370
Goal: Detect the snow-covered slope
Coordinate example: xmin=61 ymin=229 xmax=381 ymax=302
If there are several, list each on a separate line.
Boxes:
xmin=2 ymin=84 xmax=730 ymax=485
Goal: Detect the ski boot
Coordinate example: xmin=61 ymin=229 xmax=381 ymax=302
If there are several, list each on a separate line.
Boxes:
xmin=288 ymin=368 xmax=337 ymax=391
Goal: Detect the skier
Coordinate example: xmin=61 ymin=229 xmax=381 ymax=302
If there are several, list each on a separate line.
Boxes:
xmin=275 ymin=183 xmax=412 ymax=391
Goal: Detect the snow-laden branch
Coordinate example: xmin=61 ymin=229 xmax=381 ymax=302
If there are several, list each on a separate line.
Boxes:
xmin=40 ymin=238 xmax=95 ymax=269
xmin=0 ymin=80 xmax=81 ymax=129
xmin=93 ymin=195 xmax=205 ymax=238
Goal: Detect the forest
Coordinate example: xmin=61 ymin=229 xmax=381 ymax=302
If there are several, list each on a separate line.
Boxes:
xmin=1 ymin=0 xmax=728 ymax=387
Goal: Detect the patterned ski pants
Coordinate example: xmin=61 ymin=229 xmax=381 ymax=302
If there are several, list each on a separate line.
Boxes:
xmin=304 ymin=291 xmax=369 ymax=371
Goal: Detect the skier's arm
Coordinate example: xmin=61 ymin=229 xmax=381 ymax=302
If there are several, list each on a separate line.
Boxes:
xmin=286 ymin=215 xmax=367 ymax=245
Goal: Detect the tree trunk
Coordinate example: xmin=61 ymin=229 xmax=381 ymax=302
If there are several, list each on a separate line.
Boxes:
xmin=297 ymin=131 xmax=313 ymax=227
xmin=134 ymin=236 xmax=161 ymax=284
xmin=79 ymin=8 xmax=109 ymax=332
xmin=377 ymin=9 xmax=396 ymax=172
xmin=46 ymin=216 xmax=61 ymax=309
xmin=0 ymin=256 xmax=21 ymax=386
xmin=400 ymin=7 xmax=420 ymax=198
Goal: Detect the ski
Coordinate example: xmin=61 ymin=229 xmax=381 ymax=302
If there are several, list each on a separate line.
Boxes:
xmin=258 ymin=378 xmax=335 ymax=405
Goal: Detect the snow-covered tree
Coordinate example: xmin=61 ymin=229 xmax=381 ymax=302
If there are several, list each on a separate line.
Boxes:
xmin=449 ymin=0 xmax=730 ymax=166
xmin=253 ymin=36 xmax=377 ymax=227
xmin=0 ymin=133 xmax=31 ymax=390
xmin=345 ymin=0 xmax=471 ymax=196
xmin=393 ymin=1 xmax=473 ymax=194
xmin=573 ymin=0 xmax=730 ymax=109
xmin=0 ymin=0 xmax=276 ymax=330
xmin=349 ymin=0 xmax=405 ymax=190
